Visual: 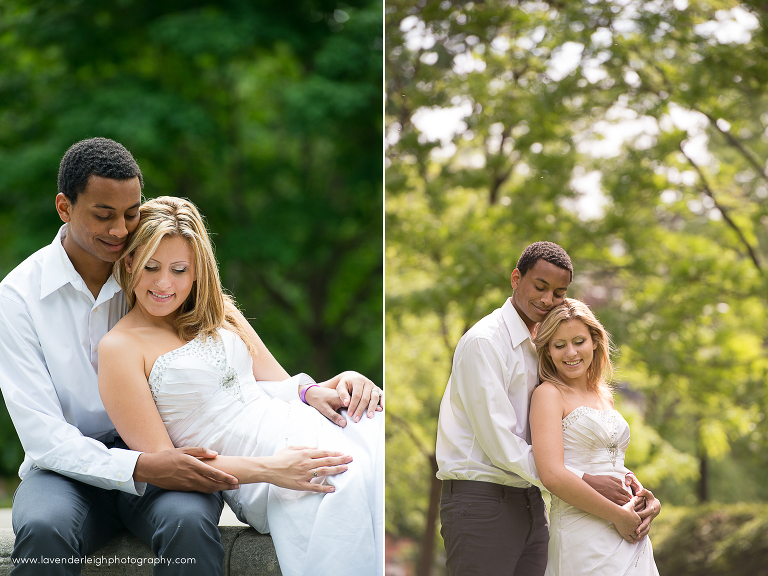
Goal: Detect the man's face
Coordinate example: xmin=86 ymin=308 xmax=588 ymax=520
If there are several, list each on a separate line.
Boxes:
xmin=56 ymin=175 xmax=142 ymax=265
xmin=510 ymin=259 xmax=571 ymax=331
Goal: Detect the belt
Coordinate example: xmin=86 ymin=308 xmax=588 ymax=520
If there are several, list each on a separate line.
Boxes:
xmin=442 ymin=479 xmax=540 ymax=497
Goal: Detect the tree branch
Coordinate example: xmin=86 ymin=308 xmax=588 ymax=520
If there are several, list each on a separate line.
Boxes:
xmin=438 ymin=309 xmax=453 ymax=356
xmin=485 ymin=123 xmax=515 ymax=205
xmin=388 ymin=412 xmax=434 ymax=462
xmin=698 ymin=109 xmax=768 ymax=183
xmin=681 ymin=145 xmax=763 ymax=273
xmin=256 ymin=273 xmax=300 ymax=316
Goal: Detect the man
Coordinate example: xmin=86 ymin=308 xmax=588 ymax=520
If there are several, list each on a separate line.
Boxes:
xmin=0 ymin=137 xmax=381 ymax=575
xmin=436 ymin=241 xmax=659 ymax=576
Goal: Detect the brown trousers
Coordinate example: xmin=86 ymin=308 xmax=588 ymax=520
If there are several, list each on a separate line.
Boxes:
xmin=440 ymin=480 xmax=549 ymax=576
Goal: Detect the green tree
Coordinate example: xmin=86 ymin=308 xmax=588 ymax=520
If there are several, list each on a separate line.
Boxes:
xmin=0 ymin=0 xmax=383 ymax=478
xmin=386 ymin=1 xmax=768 ymax=573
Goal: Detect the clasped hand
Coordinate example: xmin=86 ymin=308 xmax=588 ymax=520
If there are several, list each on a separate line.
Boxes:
xmin=584 ymin=471 xmax=661 ymax=543
xmin=135 ymin=446 xmax=353 ymax=494
xmin=305 ymin=370 xmax=383 ymax=427
xmin=134 ymin=447 xmax=240 ymax=493
xmin=625 ymin=472 xmax=661 ymax=540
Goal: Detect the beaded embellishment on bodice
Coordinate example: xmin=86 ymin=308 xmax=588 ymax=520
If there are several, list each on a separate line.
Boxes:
xmin=148 ymin=332 xmax=244 ymax=403
xmin=562 ymin=407 xmax=622 ymax=466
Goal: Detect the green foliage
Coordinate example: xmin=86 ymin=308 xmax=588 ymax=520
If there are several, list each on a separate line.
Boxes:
xmin=0 ymin=0 xmax=382 ymax=478
xmin=386 ymin=0 xmax=768 ymax=564
xmin=653 ymin=504 xmax=768 ymax=576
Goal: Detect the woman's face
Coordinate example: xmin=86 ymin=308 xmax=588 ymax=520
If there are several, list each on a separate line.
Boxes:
xmin=127 ymin=235 xmax=196 ymax=319
xmin=548 ymin=319 xmax=597 ymax=386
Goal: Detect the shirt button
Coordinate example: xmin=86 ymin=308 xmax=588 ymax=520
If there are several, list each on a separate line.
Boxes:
xmin=94 ymin=345 xmax=98 ymax=353
xmin=117 ymin=472 xmax=123 ymax=479
xmin=82 ymin=467 xmax=88 ymax=472
xmin=118 ymin=481 xmax=123 ymax=486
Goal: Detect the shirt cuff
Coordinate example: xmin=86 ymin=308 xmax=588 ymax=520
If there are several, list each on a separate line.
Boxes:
xmin=256 ymin=374 xmax=313 ymax=403
xmin=112 ymin=447 xmax=146 ymax=495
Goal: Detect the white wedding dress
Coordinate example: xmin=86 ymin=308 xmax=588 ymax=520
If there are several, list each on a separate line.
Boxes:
xmin=545 ymin=407 xmax=659 ymax=576
xmin=147 ymin=328 xmax=384 ymax=576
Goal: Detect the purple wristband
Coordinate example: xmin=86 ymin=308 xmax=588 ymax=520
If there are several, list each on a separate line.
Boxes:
xmin=301 ymin=384 xmax=319 ymax=404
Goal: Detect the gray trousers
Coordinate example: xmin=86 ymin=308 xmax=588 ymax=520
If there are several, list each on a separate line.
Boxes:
xmin=440 ymin=480 xmax=549 ymax=576
xmin=10 ymin=454 xmax=225 ymax=576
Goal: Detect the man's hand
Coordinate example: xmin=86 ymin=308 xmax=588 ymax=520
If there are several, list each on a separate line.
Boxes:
xmin=625 ymin=472 xmax=661 ymax=538
xmin=634 ymin=488 xmax=661 ymax=539
xmin=134 ymin=447 xmax=240 ymax=493
xmin=307 ymin=371 xmax=383 ymax=427
xmin=583 ymin=473 xmax=632 ymax=505
xmin=262 ymin=446 xmax=353 ymax=493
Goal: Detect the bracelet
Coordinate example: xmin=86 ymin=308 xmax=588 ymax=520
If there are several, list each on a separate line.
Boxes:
xmin=300 ymin=384 xmax=319 ymax=404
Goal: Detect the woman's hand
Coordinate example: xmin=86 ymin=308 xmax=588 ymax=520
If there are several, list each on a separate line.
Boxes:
xmin=262 ymin=446 xmax=353 ymax=493
xmin=333 ymin=371 xmax=384 ymax=422
xmin=309 ymin=371 xmax=384 ymax=427
xmin=612 ymin=498 xmax=643 ymax=543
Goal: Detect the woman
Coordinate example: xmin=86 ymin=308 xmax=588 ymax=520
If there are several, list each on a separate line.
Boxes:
xmin=530 ymin=299 xmax=659 ymax=575
xmin=98 ymin=196 xmax=383 ymax=576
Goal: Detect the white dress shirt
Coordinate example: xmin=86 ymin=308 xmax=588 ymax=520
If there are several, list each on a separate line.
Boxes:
xmin=436 ymin=298 xmax=584 ymax=489
xmin=0 ymin=226 xmax=146 ymax=493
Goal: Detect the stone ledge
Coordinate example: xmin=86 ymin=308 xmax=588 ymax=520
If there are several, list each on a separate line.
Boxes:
xmin=0 ymin=527 xmax=280 ymax=575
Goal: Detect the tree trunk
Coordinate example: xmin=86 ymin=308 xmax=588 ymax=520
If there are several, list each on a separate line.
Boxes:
xmin=416 ymin=454 xmax=441 ymax=576
xmin=698 ymin=449 xmax=708 ymax=503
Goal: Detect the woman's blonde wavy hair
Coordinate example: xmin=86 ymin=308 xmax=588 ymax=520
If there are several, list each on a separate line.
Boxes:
xmin=114 ymin=196 xmax=257 ymax=355
xmin=532 ymin=298 xmax=613 ymax=398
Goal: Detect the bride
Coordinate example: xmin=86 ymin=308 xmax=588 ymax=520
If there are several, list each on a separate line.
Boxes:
xmin=97 ymin=196 xmax=383 ymax=576
xmin=530 ymin=298 xmax=659 ymax=576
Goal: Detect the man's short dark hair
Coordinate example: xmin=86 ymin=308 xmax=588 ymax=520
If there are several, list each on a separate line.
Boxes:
xmin=516 ymin=241 xmax=573 ymax=281
xmin=57 ymin=137 xmax=144 ymax=204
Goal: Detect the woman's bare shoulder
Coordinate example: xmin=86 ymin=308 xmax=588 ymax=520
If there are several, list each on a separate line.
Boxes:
xmin=530 ymin=382 xmax=566 ymax=431
xmin=532 ymin=381 xmax=563 ymax=402
xmin=98 ymin=323 xmax=144 ymax=359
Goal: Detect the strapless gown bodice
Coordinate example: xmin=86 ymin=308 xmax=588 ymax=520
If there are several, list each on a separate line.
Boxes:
xmin=147 ymin=328 xmax=384 ymax=576
xmin=149 ymin=329 xmax=288 ymax=474
xmin=560 ymin=407 xmax=630 ymax=478
xmin=545 ymin=408 xmax=658 ymax=576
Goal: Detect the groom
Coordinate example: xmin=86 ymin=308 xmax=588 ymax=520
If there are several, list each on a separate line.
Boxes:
xmin=436 ymin=241 xmax=660 ymax=576
xmin=0 ymin=137 xmax=381 ymax=575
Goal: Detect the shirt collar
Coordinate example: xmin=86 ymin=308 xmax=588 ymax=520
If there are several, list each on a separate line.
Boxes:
xmin=39 ymin=224 xmax=123 ymax=303
xmin=501 ymin=297 xmax=534 ymax=349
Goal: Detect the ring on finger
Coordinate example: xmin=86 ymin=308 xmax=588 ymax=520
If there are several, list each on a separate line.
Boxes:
xmin=313 ymin=470 xmax=318 ymax=478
